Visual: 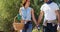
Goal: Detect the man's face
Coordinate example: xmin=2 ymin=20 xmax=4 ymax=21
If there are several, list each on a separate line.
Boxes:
xmin=44 ymin=0 xmax=49 ymax=2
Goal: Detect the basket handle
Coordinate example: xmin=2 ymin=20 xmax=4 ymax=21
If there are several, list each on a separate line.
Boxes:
xmin=14 ymin=16 xmax=17 ymax=23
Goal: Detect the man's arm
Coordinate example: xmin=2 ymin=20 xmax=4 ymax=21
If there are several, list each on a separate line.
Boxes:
xmin=38 ymin=11 xmax=44 ymax=25
xmin=55 ymin=10 xmax=60 ymax=24
xmin=31 ymin=9 xmax=37 ymax=25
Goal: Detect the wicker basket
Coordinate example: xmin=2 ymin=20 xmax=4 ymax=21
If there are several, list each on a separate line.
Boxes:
xmin=13 ymin=23 xmax=24 ymax=30
xmin=13 ymin=15 xmax=24 ymax=32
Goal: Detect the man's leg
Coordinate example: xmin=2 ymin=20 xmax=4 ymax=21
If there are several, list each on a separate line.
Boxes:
xmin=50 ymin=24 xmax=57 ymax=32
xmin=47 ymin=23 xmax=57 ymax=32
xmin=43 ymin=26 xmax=49 ymax=32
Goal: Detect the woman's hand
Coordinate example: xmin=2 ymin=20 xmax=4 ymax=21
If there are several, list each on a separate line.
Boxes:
xmin=21 ymin=20 xmax=29 ymax=24
xmin=21 ymin=20 xmax=25 ymax=23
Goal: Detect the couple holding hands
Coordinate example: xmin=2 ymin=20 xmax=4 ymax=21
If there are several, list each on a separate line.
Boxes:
xmin=18 ymin=0 xmax=60 ymax=32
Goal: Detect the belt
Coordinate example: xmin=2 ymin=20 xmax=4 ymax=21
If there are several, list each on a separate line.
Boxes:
xmin=43 ymin=19 xmax=57 ymax=26
xmin=24 ymin=20 xmax=32 ymax=24
xmin=46 ymin=20 xmax=57 ymax=23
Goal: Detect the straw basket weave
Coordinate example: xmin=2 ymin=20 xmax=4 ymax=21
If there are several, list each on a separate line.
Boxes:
xmin=13 ymin=14 xmax=24 ymax=30
xmin=13 ymin=23 xmax=24 ymax=31
xmin=13 ymin=14 xmax=24 ymax=32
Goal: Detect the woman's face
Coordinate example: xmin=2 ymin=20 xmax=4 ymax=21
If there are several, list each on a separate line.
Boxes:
xmin=25 ymin=0 xmax=30 ymax=7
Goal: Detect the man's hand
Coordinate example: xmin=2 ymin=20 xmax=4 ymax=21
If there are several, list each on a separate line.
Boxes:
xmin=57 ymin=24 xmax=60 ymax=30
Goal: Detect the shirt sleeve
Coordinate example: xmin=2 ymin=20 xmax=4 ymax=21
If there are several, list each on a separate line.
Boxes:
xmin=40 ymin=5 xmax=44 ymax=11
xmin=55 ymin=4 xmax=59 ymax=11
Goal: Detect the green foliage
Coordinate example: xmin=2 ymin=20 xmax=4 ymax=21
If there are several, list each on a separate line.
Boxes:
xmin=30 ymin=0 xmax=43 ymax=19
xmin=0 ymin=0 xmax=21 ymax=32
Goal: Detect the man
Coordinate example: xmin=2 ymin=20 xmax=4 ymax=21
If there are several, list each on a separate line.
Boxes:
xmin=38 ymin=0 xmax=60 ymax=32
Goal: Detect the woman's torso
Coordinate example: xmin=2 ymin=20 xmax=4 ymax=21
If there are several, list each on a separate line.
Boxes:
xmin=20 ymin=7 xmax=32 ymax=21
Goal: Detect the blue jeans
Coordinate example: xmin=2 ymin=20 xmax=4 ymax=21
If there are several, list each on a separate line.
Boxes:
xmin=22 ymin=21 xmax=32 ymax=32
xmin=43 ymin=23 xmax=57 ymax=32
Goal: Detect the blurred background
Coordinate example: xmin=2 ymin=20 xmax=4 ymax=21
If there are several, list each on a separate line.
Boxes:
xmin=0 ymin=0 xmax=60 ymax=32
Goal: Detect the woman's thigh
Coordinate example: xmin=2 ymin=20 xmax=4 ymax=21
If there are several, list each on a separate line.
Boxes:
xmin=27 ymin=24 xmax=32 ymax=32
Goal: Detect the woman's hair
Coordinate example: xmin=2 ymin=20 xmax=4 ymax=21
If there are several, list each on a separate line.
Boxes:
xmin=21 ymin=0 xmax=28 ymax=6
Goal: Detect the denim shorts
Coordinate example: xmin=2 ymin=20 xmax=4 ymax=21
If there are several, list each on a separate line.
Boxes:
xmin=22 ymin=21 xmax=32 ymax=32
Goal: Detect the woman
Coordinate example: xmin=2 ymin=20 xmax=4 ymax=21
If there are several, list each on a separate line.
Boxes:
xmin=19 ymin=0 xmax=37 ymax=32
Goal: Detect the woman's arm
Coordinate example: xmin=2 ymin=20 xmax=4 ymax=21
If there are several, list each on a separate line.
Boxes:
xmin=19 ymin=8 xmax=22 ymax=15
xmin=19 ymin=8 xmax=24 ymax=23
xmin=31 ymin=9 xmax=37 ymax=25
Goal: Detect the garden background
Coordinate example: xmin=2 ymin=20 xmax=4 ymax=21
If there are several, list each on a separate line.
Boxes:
xmin=0 ymin=0 xmax=60 ymax=32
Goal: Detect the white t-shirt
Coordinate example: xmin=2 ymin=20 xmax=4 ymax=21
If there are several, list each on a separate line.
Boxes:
xmin=40 ymin=2 xmax=59 ymax=20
